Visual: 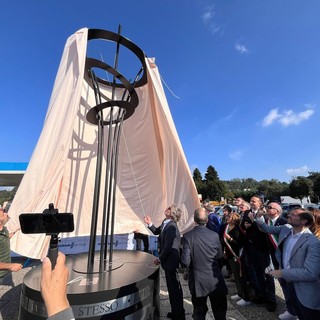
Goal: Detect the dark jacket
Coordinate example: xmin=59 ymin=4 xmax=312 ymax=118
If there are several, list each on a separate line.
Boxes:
xmin=240 ymin=210 xmax=269 ymax=251
xmin=149 ymin=220 xmax=181 ymax=270
xmin=221 ymin=225 xmax=244 ymax=259
xmin=181 ymin=225 xmax=227 ymax=297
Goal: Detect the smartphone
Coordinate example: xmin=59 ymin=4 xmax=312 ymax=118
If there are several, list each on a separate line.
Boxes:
xmin=19 ymin=213 xmax=74 ymax=234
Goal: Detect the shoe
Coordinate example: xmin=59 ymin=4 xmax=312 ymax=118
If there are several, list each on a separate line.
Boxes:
xmin=278 ymin=311 xmax=298 ymax=320
xmin=236 ymin=299 xmax=251 ymax=306
xmin=231 ymin=294 xmax=241 ymax=300
xmin=266 ymin=301 xmax=277 ymax=312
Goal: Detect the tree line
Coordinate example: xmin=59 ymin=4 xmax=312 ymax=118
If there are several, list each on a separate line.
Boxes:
xmin=193 ymin=165 xmax=320 ymax=204
xmin=1 ymin=168 xmax=320 ymax=206
xmin=0 ymin=188 xmax=17 ymax=208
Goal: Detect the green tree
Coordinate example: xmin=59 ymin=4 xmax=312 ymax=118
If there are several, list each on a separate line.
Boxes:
xmin=0 ymin=188 xmax=17 ymax=208
xmin=289 ymin=176 xmax=313 ymax=202
xmin=204 ymin=165 xmax=228 ymax=201
xmin=258 ymin=179 xmax=288 ymax=201
xmin=313 ymin=176 xmax=320 ymax=203
xmin=307 ymin=172 xmax=320 ymax=203
xmin=204 ymin=165 xmax=219 ymax=182
xmin=192 ymin=168 xmax=205 ymax=198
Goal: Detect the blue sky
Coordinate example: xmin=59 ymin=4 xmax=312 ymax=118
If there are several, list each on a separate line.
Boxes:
xmin=1 ymin=1 xmax=319 ymax=183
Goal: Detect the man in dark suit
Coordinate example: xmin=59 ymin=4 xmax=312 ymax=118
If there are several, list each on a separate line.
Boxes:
xmin=256 ymin=208 xmax=320 ymax=320
xmin=181 ymin=207 xmax=228 ymax=320
xmin=144 ymin=204 xmax=185 ymax=320
xmin=241 ymin=195 xmax=276 ymax=311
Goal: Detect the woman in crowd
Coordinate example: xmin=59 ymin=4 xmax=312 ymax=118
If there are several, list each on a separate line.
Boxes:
xmin=221 ymin=212 xmax=251 ymax=306
xmin=309 ymin=208 xmax=320 ymax=239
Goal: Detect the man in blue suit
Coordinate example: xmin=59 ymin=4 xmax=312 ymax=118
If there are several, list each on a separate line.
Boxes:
xmin=181 ymin=207 xmax=228 ymax=320
xmin=255 ymin=208 xmax=320 ymax=320
xmin=144 ymin=204 xmax=185 ymax=320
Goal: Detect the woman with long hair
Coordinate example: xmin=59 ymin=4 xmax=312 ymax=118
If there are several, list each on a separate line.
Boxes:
xmin=222 ymin=212 xmax=251 ymax=306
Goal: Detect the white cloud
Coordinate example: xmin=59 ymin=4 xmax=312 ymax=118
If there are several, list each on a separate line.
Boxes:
xmin=262 ymin=108 xmax=281 ymax=126
xmin=223 ymin=108 xmax=237 ymax=121
xmin=262 ymin=107 xmax=315 ymax=127
xmin=229 ymin=150 xmax=243 ymax=161
xmin=209 ymin=25 xmax=221 ymax=34
xmin=286 ymin=165 xmax=309 ymax=176
xmin=279 ymin=109 xmax=314 ymax=127
xmin=201 ymin=6 xmax=215 ymax=24
xmin=235 ymin=43 xmax=249 ymax=54
xmin=201 ymin=5 xmax=222 ymax=35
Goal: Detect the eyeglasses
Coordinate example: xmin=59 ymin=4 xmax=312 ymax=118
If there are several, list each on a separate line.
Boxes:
xmin=267 ymin=206 xmax=277 ymax=210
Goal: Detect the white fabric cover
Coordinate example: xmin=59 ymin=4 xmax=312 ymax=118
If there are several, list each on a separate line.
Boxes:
xmin=7 ymin=28 xmax=199 ymax=259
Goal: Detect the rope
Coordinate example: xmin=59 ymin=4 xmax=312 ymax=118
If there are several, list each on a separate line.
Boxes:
xmin=121 ymin=129 xmax=146 ymax=217
xmin=159 ymin=74 xmax=180 ymax=99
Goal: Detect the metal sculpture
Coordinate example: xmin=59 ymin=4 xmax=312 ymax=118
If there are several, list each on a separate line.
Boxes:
xmin=84 ymin=27 xmax=147 ymax=274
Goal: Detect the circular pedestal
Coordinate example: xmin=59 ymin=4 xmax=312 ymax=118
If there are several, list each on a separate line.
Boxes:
xmin=18 ymin=251 xmax=160 ymax=320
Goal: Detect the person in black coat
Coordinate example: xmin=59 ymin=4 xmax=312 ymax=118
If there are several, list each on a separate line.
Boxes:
xmin=221 ymin=212 xmax=251 ymax=304
xmin=181 ymin=207 xmax=228 ymax=320
xmin=240 ymin=195 xmax=276 ymax=311
xmin=144 ymin=204 xmax=185 ymax=320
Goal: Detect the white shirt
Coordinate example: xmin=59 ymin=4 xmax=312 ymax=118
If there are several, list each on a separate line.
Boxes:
xmin=269 ymin=216 xmax=279 ymax=225
xmin=148 ymin=219 xmax=171 ymax=231
xmin=282 ymin=229 xmax=308 ymax=269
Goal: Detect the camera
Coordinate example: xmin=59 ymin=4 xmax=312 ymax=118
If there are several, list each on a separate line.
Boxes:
xmin=19 ymin=212 xmax=74 ymax=234
xmin=19 ymin=203 xmax=74 ymax=235
xmin=19 ymin=204 xmax=74 ymax=268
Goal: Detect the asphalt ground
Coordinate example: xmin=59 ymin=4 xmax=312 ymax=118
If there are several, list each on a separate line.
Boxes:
xmin=0 ymin=256 xmax=287 ymax=320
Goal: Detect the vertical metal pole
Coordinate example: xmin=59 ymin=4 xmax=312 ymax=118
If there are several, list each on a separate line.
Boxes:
xmin=87 ymin=71 xmax=104 ymax=273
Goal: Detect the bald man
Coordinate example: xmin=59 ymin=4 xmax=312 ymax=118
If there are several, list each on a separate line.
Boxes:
xmin=181 ymin=208 xmax=227 ymax=320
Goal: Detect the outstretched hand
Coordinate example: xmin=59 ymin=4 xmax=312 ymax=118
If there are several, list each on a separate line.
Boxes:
xmin=41 ymin=252 xmax=70 ymax=317
xmin=144 ymin=215 xmax=152 ymax=225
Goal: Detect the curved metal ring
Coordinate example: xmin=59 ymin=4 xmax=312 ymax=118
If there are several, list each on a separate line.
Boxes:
xmin=87 ymin=29 xmax=147 ymax=88
xmin=86 ymin=100 xmax=136 ymax=126
xmin=85 ymin=57 xmax=139 ymax=108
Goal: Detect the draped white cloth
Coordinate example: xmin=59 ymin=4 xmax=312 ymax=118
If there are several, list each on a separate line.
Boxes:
xmin=7 ymin=28 xmax=199 ymax=259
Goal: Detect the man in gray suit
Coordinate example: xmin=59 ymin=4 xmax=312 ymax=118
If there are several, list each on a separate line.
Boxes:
xmin=255 ymin=208 xmax=320 ymax=320
xmin=181 ymin=207 xmax=228 ymax=320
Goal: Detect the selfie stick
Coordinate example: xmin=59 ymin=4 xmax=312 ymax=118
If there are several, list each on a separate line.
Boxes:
xmin=44 ymin=203 xmax=59 ymax=269
xmin=48 ymin=234 xmax=59 ymax=269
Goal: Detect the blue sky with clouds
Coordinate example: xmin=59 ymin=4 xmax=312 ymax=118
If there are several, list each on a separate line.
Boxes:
xmin=1 ymin=1 xmax=319 ymax=182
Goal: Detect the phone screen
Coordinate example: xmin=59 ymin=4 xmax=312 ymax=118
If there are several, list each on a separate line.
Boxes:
xmin=19 ymin=213 xmax=74 ymax=234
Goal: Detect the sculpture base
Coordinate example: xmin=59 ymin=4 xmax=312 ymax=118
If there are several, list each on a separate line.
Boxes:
xmin=18 ymin=251 xmax=160 ymax=319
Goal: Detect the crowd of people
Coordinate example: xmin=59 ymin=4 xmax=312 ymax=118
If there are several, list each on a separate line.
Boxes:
xmin=144 ymin=197 xmax=320 ymax=320
xmin=1 ymin=198 xmax=320 ymax=320
xmin=202 ymin=196 xmax=320 ymax=320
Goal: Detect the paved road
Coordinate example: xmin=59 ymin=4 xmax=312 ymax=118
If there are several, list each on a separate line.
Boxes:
xmin=0 ymin=256 xmax=286 ymax=320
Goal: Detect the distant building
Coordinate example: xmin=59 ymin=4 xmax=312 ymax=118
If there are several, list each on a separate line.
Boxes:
xmin=281 ymin=195 xmax=311 ymax=204
xmin=0 ymin=162 xmax=28 ymax=187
